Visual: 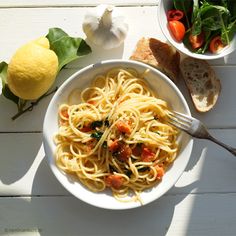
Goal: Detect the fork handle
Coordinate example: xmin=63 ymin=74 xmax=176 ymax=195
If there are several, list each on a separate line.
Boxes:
xmin=207 ymin=135 xmax=236 ymax=156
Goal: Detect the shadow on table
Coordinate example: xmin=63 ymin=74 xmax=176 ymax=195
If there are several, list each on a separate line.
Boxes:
xmin=66 ymin=38 xmax=125 ymax=69
xmin=6 ymin=132 xmax=236 ymax=235
xmin=18 ymin=143 xmax=198 ymax=236
xmin=6 ymin=170 xmax=196 ymax=236
xmin=0 ymin=133 xmax=43 ymax=185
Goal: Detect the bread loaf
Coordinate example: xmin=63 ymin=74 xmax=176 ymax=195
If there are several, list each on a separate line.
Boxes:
xmin=130 ymin=37 xmax=180 ymax=83
xmin=180 ymin=57 xmax=221 ymax=112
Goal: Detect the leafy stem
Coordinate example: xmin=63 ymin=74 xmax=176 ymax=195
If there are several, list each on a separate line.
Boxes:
xmin=11 ymin=87 xmax=58 ymax=120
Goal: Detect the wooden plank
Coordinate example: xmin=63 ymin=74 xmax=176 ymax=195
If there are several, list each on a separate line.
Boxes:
xmin=178 ymin=66 xmax=236 ymax=128
xmin=0 ymin=6 xmax=236 ymax=131
xmin=1 ymin=193 xmax=236 ymax=235
xmin=0 ymin=7 xmax=165 ymax=63
xmin=0 ymin=68 xmax=77 ymax=132
xmin=0 ymin=6 xmax=235 ymax=66
xmin=0 ymin=0 xmax=159 ymax=7
xmin=1 ymin=65 xmax=236 ymax=132
xmin=0 ymin=133 xmax=68 ymax=196
xmin=1 ymin=130 xmax=236 ymax=196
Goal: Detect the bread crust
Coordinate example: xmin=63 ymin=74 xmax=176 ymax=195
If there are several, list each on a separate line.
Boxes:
xmin=180 ymin=57 xmax=221 ymax=112
xmin=130 ymin=37 xmax=180 ymax=83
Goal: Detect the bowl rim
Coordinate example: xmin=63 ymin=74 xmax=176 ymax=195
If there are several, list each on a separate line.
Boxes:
xmin=157 ymin=0 xmax=236 ymax=60
xmin=43 ymin=59 xmax=193 ymax=209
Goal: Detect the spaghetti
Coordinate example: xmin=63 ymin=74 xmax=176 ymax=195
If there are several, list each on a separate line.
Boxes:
xmin=54 ymin=68 xmax=178 ymax=203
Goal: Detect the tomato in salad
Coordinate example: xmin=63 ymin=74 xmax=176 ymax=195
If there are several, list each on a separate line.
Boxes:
xmin=166 ymin=0 xmax=236 ymax=54
xmin=168 ymin=20 xmax=185 ymax=42
xmin=167 ymin=9 xmax=184 ymax=21
xmin=209 ymin=36 xmax=225 ymax=54
xmin=189 ymin=32 xmax=205 ymax=49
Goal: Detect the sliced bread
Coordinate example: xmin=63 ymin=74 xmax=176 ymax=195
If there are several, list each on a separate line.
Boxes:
xmin=130 ymin=37 xmax=180 ymax=83
xmin=180 ymin=57 xmax=221 ymax=112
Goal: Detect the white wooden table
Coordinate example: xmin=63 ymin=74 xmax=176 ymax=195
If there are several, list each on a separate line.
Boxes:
xmin=1 ymin=1 xmax=236 ymax=235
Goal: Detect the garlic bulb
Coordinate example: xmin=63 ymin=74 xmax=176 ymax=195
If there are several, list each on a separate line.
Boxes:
xmin=82 ymin=4 xmax=128 ymax=50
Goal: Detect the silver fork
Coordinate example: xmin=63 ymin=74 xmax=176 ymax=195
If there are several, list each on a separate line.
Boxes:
xmin=168 ymin=111 xmax=236 ymax=156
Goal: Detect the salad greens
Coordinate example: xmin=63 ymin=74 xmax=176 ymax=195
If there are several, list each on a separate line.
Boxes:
xmin=0 ymin=27 xmax=91 ymax=120
xmin=172 ymin=0 xmax=236 ymax=53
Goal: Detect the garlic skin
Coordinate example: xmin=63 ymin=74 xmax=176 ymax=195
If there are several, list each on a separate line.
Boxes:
xmin=82 ymin=4 xmax=128 ymax=50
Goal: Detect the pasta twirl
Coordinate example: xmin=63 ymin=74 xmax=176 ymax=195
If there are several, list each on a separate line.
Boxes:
xmin=54 ymin=68 xmax=178 ymax=203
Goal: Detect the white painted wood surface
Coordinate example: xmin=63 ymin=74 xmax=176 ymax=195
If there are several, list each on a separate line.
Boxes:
xmin=0 ymin=0 xmax=158 ymax=7
xmin=1 ymin=1 xmax=236 ymax=235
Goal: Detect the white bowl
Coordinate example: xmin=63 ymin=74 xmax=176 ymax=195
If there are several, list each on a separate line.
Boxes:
xmin=158 ymin=0 xmax=236 ymax=60
xmin=43 ymin=59 xmax=193 ymax=210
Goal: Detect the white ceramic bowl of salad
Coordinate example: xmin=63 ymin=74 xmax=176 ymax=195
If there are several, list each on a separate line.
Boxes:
xmin=158 ymin=0 xmax=236 ymax=60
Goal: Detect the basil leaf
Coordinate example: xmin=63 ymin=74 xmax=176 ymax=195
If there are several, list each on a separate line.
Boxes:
xmin=46 ymin=28 xmax=92 ymax=71
xmin=0 ymin=62 xmax=19 ymax=105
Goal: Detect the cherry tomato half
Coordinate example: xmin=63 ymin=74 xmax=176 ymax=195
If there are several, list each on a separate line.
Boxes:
xmin=167 ymin=10 xmax=184 ymax=21
xmin=189 ymin=32 xmax=205 ymax=49
xmin=209 ymin=36 xmax=225 ymax=54
xmin=168 ymin=20 xmax=186 ymax=42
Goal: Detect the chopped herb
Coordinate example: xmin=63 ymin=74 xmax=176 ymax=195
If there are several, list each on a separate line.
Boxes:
xmin=104 ymin=118 xmax=110 ymax=127
xmin=91 ymin=120 xmax=103 ymax=129
xmin=109 ymin=165 xmax=117 ymax=173
xmin=124 ymin=169 xmax=133 ymax=177
xmin=112 ymin=151 xmax=120 ymax=158
xmin=90 ymin=131 xmax=103 ymax=140
xmin=138 ymin=167 xmax=150 ymax=172
xmin=102 ymin=141 xmax=107 ymax=148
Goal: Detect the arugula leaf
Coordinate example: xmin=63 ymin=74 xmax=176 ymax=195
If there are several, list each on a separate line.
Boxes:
xmin=200 ymin=4 xmax=230 ymax=32
xmin=46 ymin=28 xmax=92 ymax=71
xmin=183 ymin=29 xmax=193 ymax=51
xmin=173 ymin=0 xmax=192 ymax=28
xmin=192 ymin=0 xmax=202 ymax=35
xmin=226 ymin=0 xmax=236 ymax=19
xmin=221 ymin=19 xmax=236 ymax=44
xmin=0 ymin=62 xmax=19 ymax=105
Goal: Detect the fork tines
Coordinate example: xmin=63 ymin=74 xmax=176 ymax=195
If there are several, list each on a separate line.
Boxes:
xmin=167 ymin=111 xmax=192 ymax=132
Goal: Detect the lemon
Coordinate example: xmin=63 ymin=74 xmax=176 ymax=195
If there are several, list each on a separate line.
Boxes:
xmin=7 ymin=37 xmax=58 ymax=100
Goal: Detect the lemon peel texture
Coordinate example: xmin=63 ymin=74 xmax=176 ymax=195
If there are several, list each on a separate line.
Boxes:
xmin=7 ymin=37 xmax=58 ymax=100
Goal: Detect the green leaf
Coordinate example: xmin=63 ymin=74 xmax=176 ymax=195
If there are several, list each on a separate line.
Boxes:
xmin=91 ymin=120 xmax=103 ymax=130
xmin=46 ymin=28 xmax=92 ymax=71
xmin=46 ymin=27 xmax=68 ymax=43
xmin=0 ymin=62 xmax=19 ymax=105
xmin=173 ymin=0 xmax=192 ymax=13
xmin=227 ymin=0 xmax=236 ymax=20
xmin=192 ymin=1 xmax=202 ymax=36
xmin=91 ymin=131 xmax=103 ymax=140
xmin=183 ymin=29 xmax=194 ymax=52
xmin=200 ymin=5 xmax=230 ymax=32
xmin=173 ymin=0 xmax=192 ymax=28
xmin=221 ymin=19 xmax=236 ymax=44
xmin=0 ymin=61 xmax=8 ymax=84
